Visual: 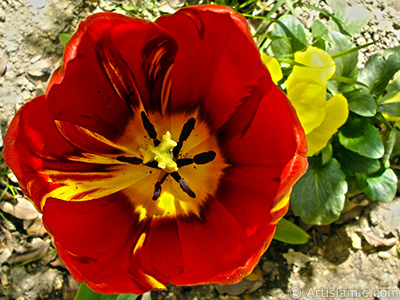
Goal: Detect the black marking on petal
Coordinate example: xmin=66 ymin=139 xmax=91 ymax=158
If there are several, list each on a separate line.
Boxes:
xmin=177 ymin=158 xmax=193 ymax=167
xmin=141 ymin=111 xmax=157 ymax=139
xmin=171 ymin=172 xmax=196 ymax=198
xmin=116 ymin=156 xmax=143 ymax=164
xmin=193 ymin=151 xmax=216 ymax=165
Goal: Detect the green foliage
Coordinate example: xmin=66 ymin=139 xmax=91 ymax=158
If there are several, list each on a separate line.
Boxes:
xmin=270 ymin=15 xmax=307 ymax=58
xmin=74 ymin=283 xmax=138 ymax=300
xmin=58 ymin=33 xmax=72 ymax=46
xmin=359 ymin=53 xmax=400 ymax=98
xmin=262 ymin=0 xmax=399 ymax=225
xmin=273 ymin=218 xmax=310 ymax=244
xmin=344 ymin=87 xmax=376 ymax=117
xmin=338 ymin=118 xmax=384 ymax=159
xmin=356 ymin=168 xmax=398 ymax=202
xmin=291 ymin=158 xmax=347 ymax=225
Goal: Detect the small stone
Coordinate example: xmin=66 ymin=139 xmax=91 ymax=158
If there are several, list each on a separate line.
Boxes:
xmin=377 ymin=20 xmax=393 ymax=32
xmin=372 ymin=9 xmax=383 ymax=21
xmin=350 ymin=232 xmax=363 ymax=249
xmin=378 ymin=251 xmax=391 ymax=259
xmin=29 ymin=0 xmax=46 ymax=9
xmin=0 ymin=56 xmax=7 ymax=76
xmin=27 ymin=59 xmax=52 ymax=82
xmin=53 ymin=274 xmax=63 ymax=290
xmin=1 ymin=272 xmax=8 ymax=286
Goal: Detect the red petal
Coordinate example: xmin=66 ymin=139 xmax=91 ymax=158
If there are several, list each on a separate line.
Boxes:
xmin=169 ymin=196 xmax=273 ymax=285
xmin=129 ymin=218 xmax=184 ymax=285
xmin=3 ymin=96 xmax=80 ymax=209
xmin=218 ymin=79 xmax=306 ymax=168
xmin=156 ymin=5 xmax=270 ymax=130
xmin=43 ymin=194 xmax=155 ymax=294
xmin=46 ymin=12 xmax=177 ymax=140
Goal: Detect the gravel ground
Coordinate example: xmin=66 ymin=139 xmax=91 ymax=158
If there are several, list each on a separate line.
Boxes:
xmin=0 ymin=0 xmax=400 ymax=299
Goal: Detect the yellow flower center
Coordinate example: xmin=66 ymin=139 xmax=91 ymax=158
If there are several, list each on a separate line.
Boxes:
xmin=46 ymin=110 xmax=228 ymax=221
xmin=140 ymin=131 xmax=178 ymax=172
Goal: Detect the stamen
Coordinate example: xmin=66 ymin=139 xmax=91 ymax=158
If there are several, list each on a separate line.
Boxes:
xmin=177 ymin=158 xmax=193 ymax=167
xmin=116 ymin=156 xmax=142 ymax=164
xmin=144 ymin=161 xmax=160 ymax=169
xmin=141 ymin=111 xmax=157 ymax=140
xmin=152 ymin=173 xmax=169 ymax=201
xmin=173 ymin=117 xmax=195 ymax=158
xmin=171 ymin=172 xmax=196 ymax=198
xmin=179 ymin=118 xmax=196 ymax=142
xmin=193 ymin=151 xmax=216 ymax=164
xmin=152 ymin=182 xmax=162 ymax=200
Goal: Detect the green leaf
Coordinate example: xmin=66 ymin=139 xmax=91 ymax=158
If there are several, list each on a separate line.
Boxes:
xmin=321 ymin=143 xmax=333 ymax=165
xmin=58 ymin=33 xmax=72 ymax=46
xmin=392 ymin=128 xmax=400 ymax=157
xmin=326 ymin=0 xmax=347 ymax=14
xmin=358 ymin=53 xmax=400 ymax=98
xmin=291 ymin=158 xmax=347 ymax=225
xmin=379 ymin=102 xmax=400 ymax=117
xmin=356 ymin=168 xmax=398 ymax=202
xmin=327 ymin=31 xmax=358 ymax=78
xmin=334 ymin=141 xmax=381 ymax=174
xmin=385 ymin=72 xmax=400 ymax=94
xmin=270 ymin=15 xmax=307 ymax=58
xmin=382 ymin=130 xmax=397 ymax=168
xmin=312 ymin=19 xmax=329 ymax=47
xmin=329 ymin=75 xmax=368 ymax=88
xmin=343 ymin=87 xmax=376 ymax=117
xmin=298 ymin=2 xmax=351 ymax=36
xmin=339 ymin=118 xmax=384 ymax=159
xmin=273 ymin=218 xmax=310 ymax=244
xmin=74 ymin=283 xmax=138 ymax=300
xmin=335 ymin=5 xmax=372 ymax=36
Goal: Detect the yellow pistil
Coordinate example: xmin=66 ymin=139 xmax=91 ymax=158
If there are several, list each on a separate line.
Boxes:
xmin=140 ymin=131 xmax=178 ymax=172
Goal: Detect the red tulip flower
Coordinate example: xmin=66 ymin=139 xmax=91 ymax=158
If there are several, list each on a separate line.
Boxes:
xmin=3 ymin=5 xmax=307 ymax=295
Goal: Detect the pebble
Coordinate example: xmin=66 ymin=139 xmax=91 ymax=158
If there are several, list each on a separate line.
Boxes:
xmin=1 ymin=272 xmax=8 ymax=286
xmin=377 ymin=251 xmax=391 ymax=259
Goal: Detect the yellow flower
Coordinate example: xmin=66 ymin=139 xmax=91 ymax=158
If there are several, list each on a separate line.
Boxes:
xmin=285 ymin=46 xmax=349 ymax=156
xmin=261 ymin=53 xmax=283 ymax=84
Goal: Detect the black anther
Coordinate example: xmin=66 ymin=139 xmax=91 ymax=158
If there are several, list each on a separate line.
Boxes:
xmin=177 ymin=158 xmax=194 ymax=167
xmin=173 ymin=142 xmax=183 ymax=159
xmin=179 ymin=118 xmax=195 ymax=142
xmin=141 ymin=111 xmax=157 ymax=139
xmin=152 ymin=173 xmax=169 ymax=201
xmin=193 ymin=151 xmax=216 ymax=165
xmin=179 ymin=179 xmax=196 ymax=198
xmin=173 ymin=117 xmax=196 ymax=158
xmin=171 ymin=172 xmax=196 ymax=198
xmin=152 ymin=182 xmax=162 ymax=200
xmin=144 ymin=161 xmax=159 ymax=169
xmin=116 ymin=156 xmax=143 ymax=164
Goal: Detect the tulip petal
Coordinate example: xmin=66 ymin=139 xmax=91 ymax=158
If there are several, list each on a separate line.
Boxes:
xmin=306 ymin=94 xmax=348 ymax=156
xmin=47 ymin=12 xmax=177 ymax=141
xmin=129 ymin=218 xmax=184 ymax=286
xmin=43 ymin=194 xmax=156 ymax=294
xmin=156 ymin=5 xmax=270 ymax=131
